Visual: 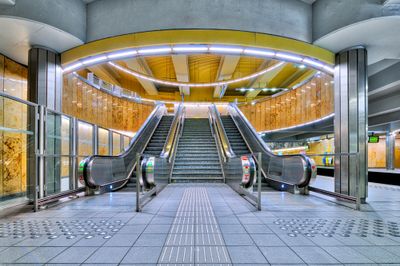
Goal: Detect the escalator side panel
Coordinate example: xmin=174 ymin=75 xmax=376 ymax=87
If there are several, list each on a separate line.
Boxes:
xmin=228 ymin=104 xmax=314 ymax=188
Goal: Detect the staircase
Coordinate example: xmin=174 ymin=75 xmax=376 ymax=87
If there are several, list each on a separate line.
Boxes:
xmin=171 ymin=118 xmax=223 ymax=182
xmin=143 ymin=116 xmax=174 ymax=156
xmin=126 ymin=115 xmax=173 ymax=190
xmin=221 ymin=115 xmax=250 ymax=155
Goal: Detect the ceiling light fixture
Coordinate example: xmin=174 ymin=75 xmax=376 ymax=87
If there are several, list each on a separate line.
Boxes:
xmin=82 ymin=56 xmax=107 ymax=65
xmin=107 ymin=50 xmax=137 ymax=59
xmin=62 ymin=44 xmax=334 ymax=75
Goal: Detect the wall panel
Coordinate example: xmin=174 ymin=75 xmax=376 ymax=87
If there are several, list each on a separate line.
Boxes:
xmin=63 ymin=74 xmax=154 ymax=132
xmin=240 ymin=73 xmax=334 ymax=132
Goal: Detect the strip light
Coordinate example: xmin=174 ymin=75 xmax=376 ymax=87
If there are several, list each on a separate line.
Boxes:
xmin=108 ymin=61 xmax=285 ymax=87
xmin=260 ymin=113 xmax=335 ymax=134
xmin=62 ymin=44 xmax=334 ymax=75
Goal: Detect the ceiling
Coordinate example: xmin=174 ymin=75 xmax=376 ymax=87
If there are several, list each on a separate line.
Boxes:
xmin=78 ymin=53 xmax=317 ymax=102
xmin=0 ymin=17 xmax=83 ymax=65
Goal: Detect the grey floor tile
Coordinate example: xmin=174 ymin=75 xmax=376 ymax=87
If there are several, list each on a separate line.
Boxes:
xmin=227 ymin=246 xmax=267 ymax=264
xmin=42 ymin=235 xmax=83 ymax=247
xmin=291 ymin=246 xmax=339 ymax=264
xmin=118 ymin=224 xmax=147 ymax=234
xmin=220 ymin=224 xmax=247 ymax=234
xmin=250 ymin=234 xmax=286 ymax=246
xmin=14 ymin=235 xmax=51 ymax=246
xmin=16 ymin=246 xmax=66 ymax=263
xmin=259 ymin=246 xmax=304 ymax=264
xmin=195 ymin=233 xmax=225 ymax=245
xmin=165 ymin=234 xmax=194 ymax=246
xmin=73 ymin=235 xmax=108 ymax=246
xmin=322 ymin=246 xmax=374 ymax=264
xmin=49 ymin=246 xmax=98 ymax=263
xmin=0 ymin=246 xmax=36 ymax=263
xmin=121 ymin=246 xmax=162 ymax=264
xmin=85 ymin=246 xmax=130 ymax=263
xmin=134 ymin=233 xmax=167 ymax=246
xmin=223 ymin=233 xmax=254 ymax=246
xmin=276 ymin=233 xmax=316 ymax=246
xmin=143 ymin=224 xmax=171 ymax=234
xmin=243 ymin=224 xmax=273 ymax=234
xmin=104 ymin=233 xmax=139 ymax=246
xmin=352 ymin=246 xmax=400 ymax=263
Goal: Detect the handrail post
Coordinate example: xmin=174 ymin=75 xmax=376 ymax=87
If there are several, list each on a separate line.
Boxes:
xmin=136 ymin=153 xmax=141 ymax=212
xmin=355 ymin=153 xmax=361 ymax=210
xmin=257 ymin=152 xmax=262 ymax=211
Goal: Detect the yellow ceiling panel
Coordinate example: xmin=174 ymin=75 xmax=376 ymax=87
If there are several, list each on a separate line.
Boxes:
xmin=144 ymin=55 xmax=177 ymax=81
xmin=268 ymin=63 xmax=300 ymax=88
xmin=189 ymin=54 xmax=221 ymax=83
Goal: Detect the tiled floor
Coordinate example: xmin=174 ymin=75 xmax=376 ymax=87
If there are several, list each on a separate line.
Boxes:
xmin=1 ymin=183 xmax=400 ymax=265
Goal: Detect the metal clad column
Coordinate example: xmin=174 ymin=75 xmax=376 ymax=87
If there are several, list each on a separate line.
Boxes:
xmin=334 ymin=47 xmax=368 ymax=201
xmin=386 ymin=131 xmax=395 ymax=170
xmin=28 ymin=47 xmax=62 ymax=111
xmin=28 ymin=47 xmax=63 ymax=200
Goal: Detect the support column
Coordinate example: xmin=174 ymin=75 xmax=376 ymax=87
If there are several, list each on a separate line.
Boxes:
xmin=386 ymin=131 xmax=395 ymax=170
xmin=334 ymin=47 xmax=368 ymax=201
xmin=28 ymin=47 xmax=62 ymax=111
xmin=28 ymin=47 xmax=63 ymax=200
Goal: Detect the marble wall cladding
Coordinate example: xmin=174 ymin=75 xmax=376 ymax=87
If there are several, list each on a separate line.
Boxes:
xmin=0 ymin=54 xmax=29 ymax=200
xmin=240 ymin=73 xmax=333 ymax=131
xmin=112 ymin=132 xmax=121 ymax=156
xmin=63 ymin=74 xmax=154 ymax=133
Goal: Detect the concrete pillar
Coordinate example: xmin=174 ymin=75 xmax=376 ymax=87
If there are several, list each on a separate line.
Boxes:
xmin=28 ymin=47 xmax=63 ymax=198
xmin=334 ymin=47 xmax=368 ymax=201
xmin=386 ymin=131 xmax=395 ymax=170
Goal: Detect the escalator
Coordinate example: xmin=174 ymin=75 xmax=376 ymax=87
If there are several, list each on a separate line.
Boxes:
xmin=209 ymin=104 xmax=316 ymax=189
xmin=80 ymin=103 xmax=184 ymax=191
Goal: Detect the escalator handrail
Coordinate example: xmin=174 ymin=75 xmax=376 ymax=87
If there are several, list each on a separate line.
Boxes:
xmin=83 ymin=103 xmax=166 ymax=188
xmin=208 ymin=104 xmax=235 ymax=159
xmin=160 ymin=103 xmax=184 ymax=159
xmin=228 ymin=103 xmax=315 ymax=187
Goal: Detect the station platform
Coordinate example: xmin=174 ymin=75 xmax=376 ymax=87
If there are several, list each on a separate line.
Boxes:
xmin=1 ymin=183 xmax=400 ymax=265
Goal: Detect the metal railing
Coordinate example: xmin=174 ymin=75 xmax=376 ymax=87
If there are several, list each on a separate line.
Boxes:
xmin=304 ymin=152 xmax=362 ymax=210
xmin=0 ymin=91 xmax=135 ymax=211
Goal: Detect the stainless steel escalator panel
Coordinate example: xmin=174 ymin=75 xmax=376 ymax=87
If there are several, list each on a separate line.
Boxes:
xmin=227 ymin=103 xmax=315 ymax=188
xmin=83 ymin=104 xmax=167 ymax=189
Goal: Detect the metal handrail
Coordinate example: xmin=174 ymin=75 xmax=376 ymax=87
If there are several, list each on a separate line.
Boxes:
xmin=208 ymin=104 xmax=235 ymax=159
xmin=161 ymin=103 xmax=184 ymax=159
xmin=227 ymin=102 xmax=315 ymax=188
xmin=208 ymin=110 xmax=227 ymax=181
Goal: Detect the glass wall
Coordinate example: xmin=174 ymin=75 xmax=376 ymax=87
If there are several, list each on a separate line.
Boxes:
xmin=77 ymin=121 xmax=94 ymax=187
xmin=0 ymin=96 xmax=35 ymax=205
xmin=98 ymin=127 xmax=110 ymax=155
xmin=46 ymin=111 xmax=72 ymax=195
xmin=112 ymin=132 xmax=122 ymax=155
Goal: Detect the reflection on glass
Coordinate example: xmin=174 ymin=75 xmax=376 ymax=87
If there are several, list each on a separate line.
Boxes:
xmin=123 ymin=136 xmax=130 ymax=151
xmin=46 ymin=113 xmax=71 ymax=195
xmin=0 ymin=97 xmax=35 ymax=205
xmin=78 ymin=121 xmax=94 ymax=188
xmin=98 ymin=128 xmax=110 ymax=155
xmin=112 ymin=132 xmax=121 ymax=155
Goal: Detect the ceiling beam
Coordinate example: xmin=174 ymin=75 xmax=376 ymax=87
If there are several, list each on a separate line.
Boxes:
xmin=87 ymin=64 xmax=121 ymax=86
xmin=125 ymin=58 xmax=158 ymax=95
xmin=280 ymin=68 xmax=315 ymax=88
xmin=171 ymin=55 xmax=190 ymax=96
xmin=245 ymin=61 xmax=286 ymax=98
xmin=214 ymin=56 xmax=240 ymax=98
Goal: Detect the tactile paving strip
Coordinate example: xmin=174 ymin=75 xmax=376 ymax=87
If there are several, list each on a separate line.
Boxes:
xmin=0 ymin=219 xmax=125 ymax=240
xmin=159 ymin=187 xmax=231 ymax=264
xmin=274 ymin=218 xmax=400 ymax=238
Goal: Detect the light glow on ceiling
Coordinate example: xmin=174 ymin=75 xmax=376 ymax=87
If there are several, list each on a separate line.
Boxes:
xmin=62 ymin=44 xmax=334 ymax=78
xmin=108 ymin=61 xmax=286 ymax=88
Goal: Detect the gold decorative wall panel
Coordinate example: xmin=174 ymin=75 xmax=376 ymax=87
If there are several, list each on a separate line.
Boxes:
xmin=240 ymin=73 xmax=334 ymax=132
xmin=0 ymin=54 xmax=28 ymax=200
xmin=63 ymin=74 xmax=154 ymax=132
